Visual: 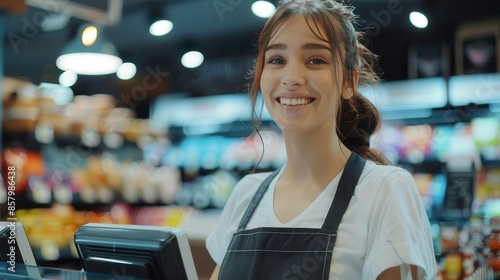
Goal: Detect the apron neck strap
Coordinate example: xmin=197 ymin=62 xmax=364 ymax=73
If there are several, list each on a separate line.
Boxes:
xmin=321 ymin=152 xmax=366 ymax=231
xmin=237 ymin=168 xmax=281 ymax=230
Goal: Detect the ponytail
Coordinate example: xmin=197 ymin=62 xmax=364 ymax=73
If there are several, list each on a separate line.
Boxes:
xmin=337 ymin=94 xmax=389 ymax=165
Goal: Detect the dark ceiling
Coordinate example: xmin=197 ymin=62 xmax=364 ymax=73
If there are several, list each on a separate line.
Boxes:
xmin=2 ymin=0 xmax=500 ymax=117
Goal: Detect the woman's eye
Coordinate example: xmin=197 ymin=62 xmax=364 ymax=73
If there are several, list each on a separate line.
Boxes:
xmin=267 ymin=58 xmax=285 ymax=64
xmin=308 ymin=58 xmax=327 ymax=65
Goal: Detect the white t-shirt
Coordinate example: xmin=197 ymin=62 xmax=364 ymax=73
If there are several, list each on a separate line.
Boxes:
xmin=206 ymin=160 xmax=438 ymax=280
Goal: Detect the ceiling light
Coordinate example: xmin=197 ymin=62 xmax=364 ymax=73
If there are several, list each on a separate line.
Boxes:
xmin=149 ymin=19 xmax=173 ymax=36
xmin=116 ymin=62 xmax=137 ymax=80
xmin=251 ymin=1 xmax=276 ymax=18
xmin=56 ymin=24 xmax=123 ymax=75
xmin=409 ymin=12 xmax=428 ymax=28
xmin=82 ymin=25 xmax=98 ymax=46
xmin=148 ymin=7 xmax=173 ymax=36
xmin=181 ymin=51 xmax=204 ymax=68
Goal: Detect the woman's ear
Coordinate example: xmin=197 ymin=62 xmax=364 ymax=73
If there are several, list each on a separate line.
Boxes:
xmin=341 ymin=71 xmax=359 ymax=100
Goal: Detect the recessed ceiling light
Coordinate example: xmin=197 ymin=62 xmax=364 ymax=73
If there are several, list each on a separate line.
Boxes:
xmin=181 ymin=51 xmax=204 ymax=68
xmin=409 ymin=11 xmax=428 ymax=28
xmin=251 ymin=1 xmax=276 ymax=18
xmin=149 ymin=19 xmax=173 ymax=36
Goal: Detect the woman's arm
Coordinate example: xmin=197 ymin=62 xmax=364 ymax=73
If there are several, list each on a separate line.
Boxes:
xmin=377 ymin=265 xmax=418 ymax=280
xmin=209 ymin=265 xmax=220 ymax=280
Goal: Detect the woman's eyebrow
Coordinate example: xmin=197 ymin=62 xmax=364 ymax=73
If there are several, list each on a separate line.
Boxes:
xmin=266 ymin=43 xmax=286 ymax=51
xmin=302 ymin=43 xmax=331 ymax=51
xmin=265 ymin=43 xmax=331 ymax=52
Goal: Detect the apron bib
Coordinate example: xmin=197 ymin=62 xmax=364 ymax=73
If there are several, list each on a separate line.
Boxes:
xmin=219 ymin=152 xmax=366 ymax=280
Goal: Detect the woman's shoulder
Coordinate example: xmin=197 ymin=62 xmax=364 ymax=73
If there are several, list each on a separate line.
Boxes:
xmin=361 ymin=160 xmax=413 ymax=183
xmin=356 ymin=160 xmax=418 ymax=198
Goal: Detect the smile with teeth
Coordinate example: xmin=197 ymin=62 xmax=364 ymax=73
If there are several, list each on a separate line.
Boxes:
xmin=278 ymin=97 xmax=315 ymax=106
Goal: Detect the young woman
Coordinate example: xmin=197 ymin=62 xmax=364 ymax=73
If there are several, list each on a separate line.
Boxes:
xmin=206 ymin=0 xmax=437 ymax=279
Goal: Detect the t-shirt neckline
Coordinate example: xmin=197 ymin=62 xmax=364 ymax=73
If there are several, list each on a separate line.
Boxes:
xmin=266 ymin=167 xmax=344 ymax=226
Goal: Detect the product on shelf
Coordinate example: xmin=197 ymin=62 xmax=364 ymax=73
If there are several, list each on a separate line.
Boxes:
xmin=462 ymin=247 xmax=476 ymax=278
xmin=432 ymin=125 xmax=455 ymax=161
xmin=119 ymin=160 xmax=181 ymax=204
xmin=413 ymin=173 xmax=447 ymax=220
xmin=2 ymin=149 xmax=46 ymax=194
xmin=471 ymin=117 xmax=500 ymax=160
xmin=445 ymin=251 xmax=463 ymax=280
xmin=400 ymin=124 xmax=434 ymax=162
xmin=28 ymin=176 xmax=53 ymax=204
xmin=2 ymin=79 xmax=40 ymax=133
xmin=38 ymin=98 xmax=70 ymax=137
xmin=371 ymin=124 xmax=402 ymax=163
xmin=488 ymin=216 xmax=500 ymax=275
xmin=441 ymin=225 xmax=460 ymax=253
xmin=476 ymin=169 xmax=500 ymax=217
xmin=204 ymin=170 xmax=239 ymax=208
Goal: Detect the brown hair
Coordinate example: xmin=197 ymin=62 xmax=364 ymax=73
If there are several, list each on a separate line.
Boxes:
xmin=249 ymin=0 xmax=389 ymax=165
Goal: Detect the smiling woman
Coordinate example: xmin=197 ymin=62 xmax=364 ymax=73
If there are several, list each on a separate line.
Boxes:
xmin=205 ymin=0 xmax=437 ymax=279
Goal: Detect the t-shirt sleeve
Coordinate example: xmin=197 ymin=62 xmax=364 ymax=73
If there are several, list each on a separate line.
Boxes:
xmin=205 ymin=173 xmax=264 ymax=265
xmin=363 ymin=168 xmax=438 ymax=280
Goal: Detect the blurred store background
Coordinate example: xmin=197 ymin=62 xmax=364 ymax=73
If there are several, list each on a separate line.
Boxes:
xmin=1 ymin=0 xmax=500 ymax=279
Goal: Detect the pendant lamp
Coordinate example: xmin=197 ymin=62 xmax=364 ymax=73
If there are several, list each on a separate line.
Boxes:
xmin=56 ymin=24 xmax=123 ymax=75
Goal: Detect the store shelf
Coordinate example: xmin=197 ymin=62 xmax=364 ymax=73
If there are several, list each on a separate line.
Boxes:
xmin=381 ymin=104 xmax=496 ymax=126
xmin=1 ymin=131 xmax=41 ymax=151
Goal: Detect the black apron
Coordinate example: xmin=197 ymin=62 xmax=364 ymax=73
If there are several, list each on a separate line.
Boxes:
xmin=219 ymin=152 xmax=366 ymax=280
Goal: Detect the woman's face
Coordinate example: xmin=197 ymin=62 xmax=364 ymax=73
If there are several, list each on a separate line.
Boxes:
xmin=260 ymin=15 xmax=348 ymax=136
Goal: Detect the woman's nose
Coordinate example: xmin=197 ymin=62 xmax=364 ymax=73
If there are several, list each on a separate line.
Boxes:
xmin=282 ymin=62 xmax=305 ymax=88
